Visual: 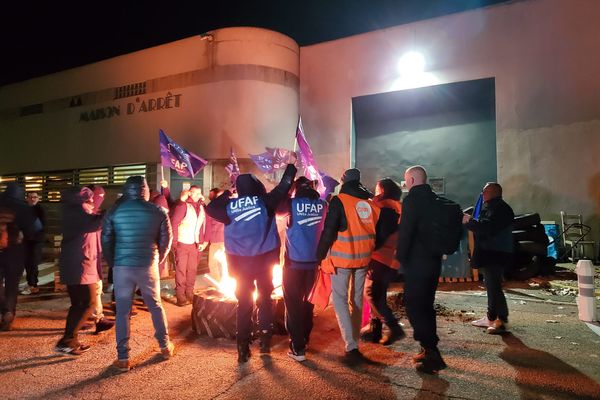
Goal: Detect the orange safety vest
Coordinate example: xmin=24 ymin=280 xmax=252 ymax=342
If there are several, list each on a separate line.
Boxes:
xmin=324 ymin=193 xmax=380 ymax=269
xmin=370 ymin=198 xmax=401 ymax=270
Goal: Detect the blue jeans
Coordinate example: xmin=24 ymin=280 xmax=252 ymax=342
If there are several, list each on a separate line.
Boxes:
xmin=330 ymin=267 xmax=367 ymax=352
xmin=114 ymin=266 xmax=170 ymax=360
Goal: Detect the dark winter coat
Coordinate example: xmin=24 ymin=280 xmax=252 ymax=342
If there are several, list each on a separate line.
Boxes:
xmin=395 ymin=184 xmax=441 ymax=266
xmin=465 ymin=197 xmax=515 ymax=268
xmin=101 ymin=180 xmax=172 ymax=269
xmin=59 ymin=187 xmax=104 ymax=285
xmin=29 ymin=203 xmax=45 ymax=242
xmin=0 ymin=183 xmax=37 ymax=255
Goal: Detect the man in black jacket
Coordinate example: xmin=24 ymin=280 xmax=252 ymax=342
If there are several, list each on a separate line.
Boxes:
xmin=396 ymin=165 xmax=447 ymax=374
xmin=464 ymin=182 xmax=514 ymax=334
xmin=102 ymin=176 xmax=173 ymax=372
xmin=21 ymin=191 xmax=45 ymax=295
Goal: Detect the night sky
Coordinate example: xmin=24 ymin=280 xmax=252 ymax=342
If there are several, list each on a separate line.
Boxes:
xmin=1 ymin=0 xmax=510 ymax=86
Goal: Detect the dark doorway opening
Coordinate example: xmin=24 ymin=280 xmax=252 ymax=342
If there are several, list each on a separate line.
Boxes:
xmin=352 ymin=77 xmax=496 ymax=207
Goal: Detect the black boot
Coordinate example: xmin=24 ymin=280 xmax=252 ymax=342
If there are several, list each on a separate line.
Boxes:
xmin=380 ymin=323 xmax=406 ymax=346
xmin=237 ymin=339 xmax=251 ymax=363
xmin=415 ymin=347 xmax=447 ymax=374
xmin=360 ymin=319 xmax=383 ymax=343
xmin=259 ymin=331 xmax=271 ymax=354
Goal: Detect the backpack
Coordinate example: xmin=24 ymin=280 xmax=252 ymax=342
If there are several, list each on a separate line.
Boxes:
xmin=426 ymin=195 xmax=463 ymax=256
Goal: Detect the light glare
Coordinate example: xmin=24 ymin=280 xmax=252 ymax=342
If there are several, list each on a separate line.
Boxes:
xmin=398 ymin=51 xmax=425 ymax=76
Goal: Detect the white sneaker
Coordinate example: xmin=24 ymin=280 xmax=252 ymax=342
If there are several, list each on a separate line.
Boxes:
xmin=471 ymin=316 xmax=492 ymax=328
xmin=287 ymin=350 xmax=306 ymax=362
xmin=161 ymin=341 xmax=176 ymax=360
xmin=20 ymin=286 xmax=38 ymax=295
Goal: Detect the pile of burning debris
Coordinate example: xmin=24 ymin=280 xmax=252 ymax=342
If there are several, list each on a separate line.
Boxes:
xmin=191 ymin=249 xmax=285 ymax=339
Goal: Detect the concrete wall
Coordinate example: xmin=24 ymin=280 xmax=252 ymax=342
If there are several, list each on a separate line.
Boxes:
xmin=356 ymin=113 xmax=496 ymax=208
xmin=0 ymin=27 xmax=300 ymax=173
xmin=299 ymin=0 xmax=600 ymax=241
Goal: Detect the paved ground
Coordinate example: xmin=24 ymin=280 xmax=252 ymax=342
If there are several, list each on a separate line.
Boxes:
xmin=2 ymin=273 xmax=600 ymax=400
xmin=0 ymin=265 xmax=600 ymax=400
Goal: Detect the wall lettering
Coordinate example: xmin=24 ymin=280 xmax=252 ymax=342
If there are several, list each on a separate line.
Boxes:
xmin=79 ymin=92 xmax=182 ymax=122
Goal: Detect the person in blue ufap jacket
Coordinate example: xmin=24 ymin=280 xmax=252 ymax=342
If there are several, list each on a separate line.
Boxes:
xmin=206 ymin=163 xmax=297 ymax=363
xmin=279 ymin=177 xmax=326 ymax=362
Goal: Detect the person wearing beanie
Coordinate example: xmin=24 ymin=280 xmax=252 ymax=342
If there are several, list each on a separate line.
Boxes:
xmin=316 ymin=168 xmax=384 ymax=365
xmin=341 ymin=168 xmax=361 ymax=184
xmin=102 ymin=176 xmax=174 ymax=372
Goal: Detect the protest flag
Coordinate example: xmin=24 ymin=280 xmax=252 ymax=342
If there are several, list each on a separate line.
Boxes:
xmin=159 ymin=130 xmax=207 ymax=178
xmin=295 ymin=117 xmax=325 ymax=195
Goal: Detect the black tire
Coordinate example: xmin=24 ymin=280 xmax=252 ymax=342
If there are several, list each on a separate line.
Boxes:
xmin=507 ymin=254 xmax=542 ymax=280
xmin=192 ymin=291 xmax=237 ymax=339
xmin=513 ymin=225 xmax=549 ymax=245
xmin=539 ymin=256 xmax=557 ymax=276
xmin=513 ymin=213 xmax=541 ymax=230
xmin=517 ymin=240 xmax=547 ymax=256
xmin=252 ymin=297 xmax=287 ymax=336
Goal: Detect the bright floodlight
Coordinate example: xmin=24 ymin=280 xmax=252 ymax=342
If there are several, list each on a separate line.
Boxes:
xmin=398 ymin=51 xmax=425 ymax=76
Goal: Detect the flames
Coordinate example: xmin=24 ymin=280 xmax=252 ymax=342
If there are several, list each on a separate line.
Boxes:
xmin=204 ymin=248 xmax=283 ymax=300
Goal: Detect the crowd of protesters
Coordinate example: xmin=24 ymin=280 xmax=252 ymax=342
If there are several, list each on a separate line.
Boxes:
xmin=0 ymin=161 xmax=514 ymax=375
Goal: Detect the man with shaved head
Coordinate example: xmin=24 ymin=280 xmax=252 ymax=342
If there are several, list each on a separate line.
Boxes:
xmin=463 ymin=182 xmax=514 ymax=335
xmin=396 ymin=165 xmax=447 ymax=374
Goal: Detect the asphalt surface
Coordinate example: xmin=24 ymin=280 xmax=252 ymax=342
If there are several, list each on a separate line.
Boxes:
xmin=1 ymin=281 xmax=600 ymax=400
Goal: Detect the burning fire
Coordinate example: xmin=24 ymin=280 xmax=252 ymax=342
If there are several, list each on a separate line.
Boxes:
xmin=204 ymin=248 xmax=283 ymax=300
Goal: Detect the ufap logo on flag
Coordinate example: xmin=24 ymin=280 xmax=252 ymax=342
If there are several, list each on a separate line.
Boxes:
xmin=159 ymin=130 xmax=207 ymax=178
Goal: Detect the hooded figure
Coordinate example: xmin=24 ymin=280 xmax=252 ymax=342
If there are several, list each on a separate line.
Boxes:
xmin=206 ymin=163 xmax=297 ymax=363
xmin=101 ymin=176 xmax=174 ymax=371
xmin=0 ymin=182 xmax=37 ymax=331
xmin=279 ymin=176 xmax=327 ymax=362
xmin=56 ymin=186 xmax=105 ymax=355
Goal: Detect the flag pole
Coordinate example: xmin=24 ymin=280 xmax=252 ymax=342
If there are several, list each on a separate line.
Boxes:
xmin=160 ymin=165 xmax=164 ymax=181
xmin=293 ymin=115 xmax=300 ymax=154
